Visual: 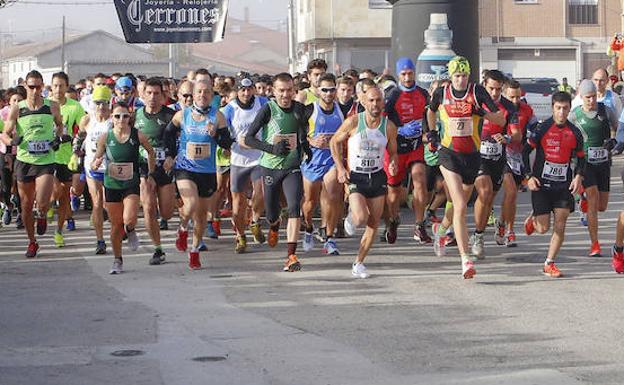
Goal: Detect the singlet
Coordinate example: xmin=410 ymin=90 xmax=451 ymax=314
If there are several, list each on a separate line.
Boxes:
xmin=347 ymin=112 xmax=388 ymax=174
xmin=84 ymin=117 xmax=112 ymax=174
xmin=56 ymin=98 xmax=86 ymax=165
xmin=222 ymin=96 xmax=268 ymax=167
xmin=308 ymin=101 xmax=344 ymax=139
xmin=479 ymin=97 xmax=518 ymax=161
xmin=570 ymin=103 xmax=611 ymax=164
xmin=438 ymin=83 xmax=483 ymax=154
xmin=259 ymin=100 xmax=301 ymax=170
xmin=175 ymin=106 xmax=218 ymax=173
xmin=528 ymin=118 xmax=584 ymax=190
xmin=104 ymin=127 xmax=140 ymax=190
xmin=16 ymin=99 xmax=56 ymax=165
xmin=384 ymin=86 xmax=428 ymax=154
xmin=303 ymin=88 xmax=319 ymax=106
xmin=134 ymin=106 xmax=175 ymax=166
xmin=506 ymin=102 xmax=535 ymax=175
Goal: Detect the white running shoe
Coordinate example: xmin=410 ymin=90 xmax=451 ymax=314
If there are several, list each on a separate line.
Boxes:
xmin=127 ymin=230 xmax=140 ymax=251
xmin=462 ymin=258 xmax=476 ymax=279
xmin=303 ymin=231 xmax=314 ymax=252
xmin=109 ymin=259 xmax=123 ymax=275
xmin=470 ymin=232 xmax=485 ymax=260
xmin=352 ymin=262 xmax=370 ymax=279
xmin=432 ymin=223 xmax=447 ymax=257
xmin=344 ymin=211 xmax=356 ymax=237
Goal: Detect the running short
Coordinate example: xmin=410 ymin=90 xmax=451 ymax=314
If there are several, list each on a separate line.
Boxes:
xmin=105 ymin=184 xmax=140 ymax=203
xmin=87 ymin=170 xmax=104 ymax=182
xmin=140 ymin=163 xmax=173 ymax=186
xmin=301 ymin=147 xmax=335 ymax=182
xmin=217 ymin=165 xmax=231 ymax=174
xmin=348 ymin=170 xmax=388 ymax=199
xmin=426 ymin=164 xmax=442 ymax=192
xmin=531 ymin=189 xmax=575 ymax=216
xmin=14 ymin=160 xmax=55 ymax=183
xmin=175 ymin=169 xmax=216 ymax=198
xmin=54 ymin=163 xmax=73 ymax=183
xmin=230 ymin=164 xmax=262 ymax=193
xmin=583 ymin=162 xmax=610 ymax=192
xmin=384 ymin=146 xmax=424 ymax=187
xmin=477 ymin=157 xmax=506 ymax=191
xmin=503 ymin=163 xmax=525 ymax=186
xmin=438 ymin=147 xmax=480 ymax=185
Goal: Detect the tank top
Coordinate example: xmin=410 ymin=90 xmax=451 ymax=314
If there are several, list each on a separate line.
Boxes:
xmin=347 ymin=112 xmax=388 ymax=174
xmin=104 ymin=127 xmax=140 ymax=190
xmin=308 ymin=101 xmax=344 ymax=139
xmin=572 ymin=104 xmax=611 ymax=164
xmin=259 ymin=100 xmax=301 ymax=170
xmin=134 ymin=106 xmax=175 ymax=165
xmin=226 ymin=96 xmax=266 ymax=167
xmin=303 ymin=88 xmax=319 ymax=106
xmin=84 ymin=117 xmax=112 ymax=174
xmin=16 ymin=99 xmax=56 ymax=165
xmin=438 ymin=83 xmax=483 ymax=154
xmin=175 ymin=106 xmax=218 ymax=173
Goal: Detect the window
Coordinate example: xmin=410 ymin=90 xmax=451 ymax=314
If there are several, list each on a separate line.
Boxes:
xmin=568 ymin=0 xmax=598 ymax=25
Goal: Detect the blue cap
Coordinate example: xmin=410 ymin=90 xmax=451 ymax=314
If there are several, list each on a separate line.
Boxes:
xmin=115 ymin=76 xmax=133 ymax=90
xmin=396 ymin=57 xmax=415 ymax=75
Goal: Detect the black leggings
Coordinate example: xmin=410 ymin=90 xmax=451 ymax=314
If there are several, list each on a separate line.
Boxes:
xmin=261 ymin=166 xmax=302 ymax=224
xmin=0 ymin=154 xmax=13 ymax=206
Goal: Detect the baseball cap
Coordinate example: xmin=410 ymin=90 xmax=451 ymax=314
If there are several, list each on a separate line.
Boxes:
xmin=115 ymin=76 xmax=133 ymax=90
xmin=92 ymin=85 xmax=112 ymax=102
xmin=236 ymin=76 xmax=254 ymax=89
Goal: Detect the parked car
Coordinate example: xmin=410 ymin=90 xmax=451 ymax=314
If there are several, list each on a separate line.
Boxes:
xmin=515 ymin=78 xmax=558 ymax=121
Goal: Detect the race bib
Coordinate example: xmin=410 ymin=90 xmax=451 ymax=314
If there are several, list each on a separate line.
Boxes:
xmin=507 ymin=153 xmax=522 ymax=175
xmin=273 ymin=133 xmax=297 ymax=151
xmin=541 ymin=160 xmax=568 ymax=182
xmin=27 ymin=140 xmax=50 ymax=154
xmin=154 ymin=147 xmax=166 ymax=161
xmin=587 ymin=146 xmax=608 ymax=164
xmin=356 ymin=139 xmax=381 ymax=172
xmin=186 ymin=142 xmax=211 ymax=160
xmin=108 ymin=162 xmax=134 ymax=181
xmin=447 ymin=118 xmax=473 ymax=137
xmin=480 ymin=141 xmax=502 ymax=160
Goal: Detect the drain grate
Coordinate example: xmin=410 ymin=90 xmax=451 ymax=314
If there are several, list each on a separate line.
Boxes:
xmin=192 ymin=355 xmax=227 ymax=362
xmin=110 ymin=350 xmax=145 ymax=357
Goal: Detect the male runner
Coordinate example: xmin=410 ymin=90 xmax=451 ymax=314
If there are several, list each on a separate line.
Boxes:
xmin=296 ymin=59 xmax=327 ymax=105
xmin=0 ymin=70 xmax=63 ymax=257
xmin=330 ymin=87 xmax=398 ymax=278
xmin=336 ymin=76 xmax=358 ymax=117
xmin=135 ymin=77 xmax=176 ymax=265
xmin=523 ymin=91 xmax=585 ymax=278
xmin=172 ymin=80 xmax=193 ymax=111
xmin=245 ymin=72 xmax=312 ymax=272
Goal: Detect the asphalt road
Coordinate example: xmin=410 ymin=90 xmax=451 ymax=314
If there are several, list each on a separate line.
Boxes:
xmin=3 ymin=159 xmax=624 ymax=385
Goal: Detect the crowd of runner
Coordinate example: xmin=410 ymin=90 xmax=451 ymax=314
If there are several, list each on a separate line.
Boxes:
xmin=2 ymin=56 xmax=624 ymax=279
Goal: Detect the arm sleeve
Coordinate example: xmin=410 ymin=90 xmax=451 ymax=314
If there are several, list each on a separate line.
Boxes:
xmin=474 ymin=85 xmax=499 ymax=113
xmin=384 ymin=89 xmax=401 ymax=127
xmin=523 ymin=121 xmax=547 ymax=176
xmin=573 ymin=127 xmax=586 ymax=176
xmin=428 ymin=87 xmax=444 ymax=113
xmin=295 ymin=102 xmax=311 ymax=152
xmin=215 ymin=125 xmax=233 ymax=150
xmin=244 ymin=103 xmax=274 ymax=154
xmin=163 ymin=120 xmax=180 ymax=157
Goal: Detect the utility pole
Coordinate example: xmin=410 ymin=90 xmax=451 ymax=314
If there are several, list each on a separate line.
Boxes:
xmin=61 ymin=15 xmax=66 ymax=72
xmin=287 ymin=0 xmax=295 ymax=73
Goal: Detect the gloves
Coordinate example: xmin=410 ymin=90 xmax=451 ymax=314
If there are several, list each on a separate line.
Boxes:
xmin=426 ymin=131 xmax=440 ymax=152
xmin=612 ymin=140 xmax=624 ymax=155
xmin=397 ymin=120 xmax=423 ymax=138
xmin=67 ymin=153 xmax=80 ymax=172
xmin=604 ymin=138 xmax=617 ymax=152
xmin=60 ymin=134 xmax=73 ymax=143
xmin=49 ymin=136 xmax=61 ymax=151
xmin=271 ymin=139 xmax=290 ymax=156
xmin=10 ymin=136 xmax=22 ymax=146
xmin=302 ymin=141 xmax=313 ymax=163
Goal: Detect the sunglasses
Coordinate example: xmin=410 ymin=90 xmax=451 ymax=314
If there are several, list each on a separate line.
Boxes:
xmin=27 ymin=84 xmax=42 ymax=90
xmin=320 ymin=87 xmax=336 ymax=93
xmin=94 ymin=100 xmax=109 ymax=106
xmin=113 ymin=113 xmax=131 ymax=120
xmin=181 ymin=93 xmax=192 ymax=99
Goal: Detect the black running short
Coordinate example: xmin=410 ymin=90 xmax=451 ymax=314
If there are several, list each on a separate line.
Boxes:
xmin=477 ymin=156 xmax=506 ymax=191
xmin=14 ymin=160 xmax=55 ymax=183
xmin=348 ymin=170 xmax=388 ymax=199
xmin=54 ymin=163 xmax=74 ymax=183
xmin=105 ymin=184 xmax=140 ymax=203
xmin=426 ymin=164 xmax=442 ymax=192
xmin=175 ymin=169 xmax=216 ymax=198
xmin=140 ymin=163 xmax=174 ymax=186
xmin=531 ymin=189 xmax=575 ymax=216
xmin=438 ymin=147 xmax=480 ymax=185
xmin=582 ymin=162 xmax=610 ymax=192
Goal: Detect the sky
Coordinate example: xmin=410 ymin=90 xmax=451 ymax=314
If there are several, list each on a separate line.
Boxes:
xmin=0 ymin=0 xmax=288 ymax=43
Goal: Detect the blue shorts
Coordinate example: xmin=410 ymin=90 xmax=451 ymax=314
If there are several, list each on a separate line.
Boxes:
xmin=88 ymin=170 xmax=104 ymax=182
xmin=301 ymin=148 xmax=335 ymax=182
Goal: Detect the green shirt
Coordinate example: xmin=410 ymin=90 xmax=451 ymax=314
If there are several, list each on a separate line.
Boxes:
xmin=134 ymin=106 xmax=175 ymax=165
xmin=16 ymin=99 xmax=56 ymax=165
xmin=569 ymin=104 xmax=611 ymax=152
xmin=56 ymin=98 xmax=85 ymax=164
xmin=104 ymin=127 xmax=140 ymax=190
xmin=259 ymin=100 xmax=301 ymax=170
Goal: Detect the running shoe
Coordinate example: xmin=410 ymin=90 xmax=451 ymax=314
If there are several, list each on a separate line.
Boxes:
xmin=126 ymin=230 xmax=140 ymax=251
xmin=543 ymin=262 xmax=562 ymax=278
xmin=109 ymin=259 xmax=123 ymax=274
xmin=385 ymin=218 xmax=399 ymax=244
xmin=303 ymin=231 xmax=314 ymax=252
xmin=505 ymin=230 xmax=517 ymax=248
xmin=16 ymin=213 xmax=23 ymax=229
xmin=235 ymin=235 xmax=247 ymax=254
xmin=95 ymin=240 xmax=107 ymax=255
xmin=198 ymin=240 xmax=208 ymax=251
xmin=487 ymin=209 xmax=496 ymax=226
xmin=46 ymin=207 xmax=54 ymax=222
xmin=352 ymin=262 xmax=370 ymax=279
xmin=413 ymin=225 xmax=432 ymax=244
xmin=268 ymin=228 xmax=279 ymax=248
xmin=176 ymin=229 xmax=189 ymax=252
xmin=380 ymin=229 xmax=387 ymax=242
xmin=470 ymin=232 xmax=485 ymax=260
xmin=189 ymin=251 xmax=201 ymax=270
xmin=159 ymin=219 xmax=168 ymax=230
xmin=462 ymin=258 xmax=476 ymax=279
xmin=70 ymin=194 xmax=80 ymax=212
xmin=54 ymin=231 xmax=65 ymax=248
xmin=445 ymin=230 xmax=457 ymax=247
xmin=344 ymin=211 xmax=355 ymax=237
xmin=524 ymin=215 xmax=535 ymax=236
xmin=250 ymin=222 xmax=266 ymax=244
xmin=495 ymin=219 xmax=506 ymax=246
xmin=25 ymin=241 xmax=39 ymax=258
xmin=314 ymin=227 xmax=326 ymax=243
xmin=36 ymin=216 xmax=47 ymax=236
xmin=283 ymin=254 xmax=301 ymax=272
xmin=66 ymin=217 xmax=76 ymax=231
xmin=580 ymin=213 xmax=588 ymax=227
xmin=427 ymin=210 xmax=442 ymax=224
xmin=2 ymin=205 xmax=11 ymax=225
xmin=149 ymin=249 xmax=166 ymax=265
xmin=432 ymin=223 xmax=447 ymax=257
xmin=589 ymin=241 xmax=601 ymax=258
xmin=206 ymin=222 xmax=218 ymax=239
xmin=219 ymin=208 xmax=232 ymax=218
xmin=323 ymin=238 xmax=339 ymax=255
xmin=612 ymin=245 xmax=624 ymax=274
xmin=213 ymin=219 xmax=221 ymax=236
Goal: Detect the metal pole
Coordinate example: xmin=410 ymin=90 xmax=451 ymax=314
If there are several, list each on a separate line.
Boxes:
xmin=168 ymin=43 xmax=176 ymax=78
xmin=61 ymin=15 xmax=66 ymax=72
xmin=287 ymin=0 xmax=295 ymax=73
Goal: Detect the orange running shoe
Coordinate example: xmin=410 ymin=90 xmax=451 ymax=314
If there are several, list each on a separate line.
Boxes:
xmin=267 ymin=228 xmax=279 ymax=248
xmin=543 ymin=262 xmax=562 ymax=278
xmin=612 ymin=245 xmax=624 ymax=274
xmin=524 ymin=215 xmax=535 ymax=236
xmin=283 ymin=254 xmax=301 ymax=272
xmin=589 ymin=241 xmax=601 ymax=258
